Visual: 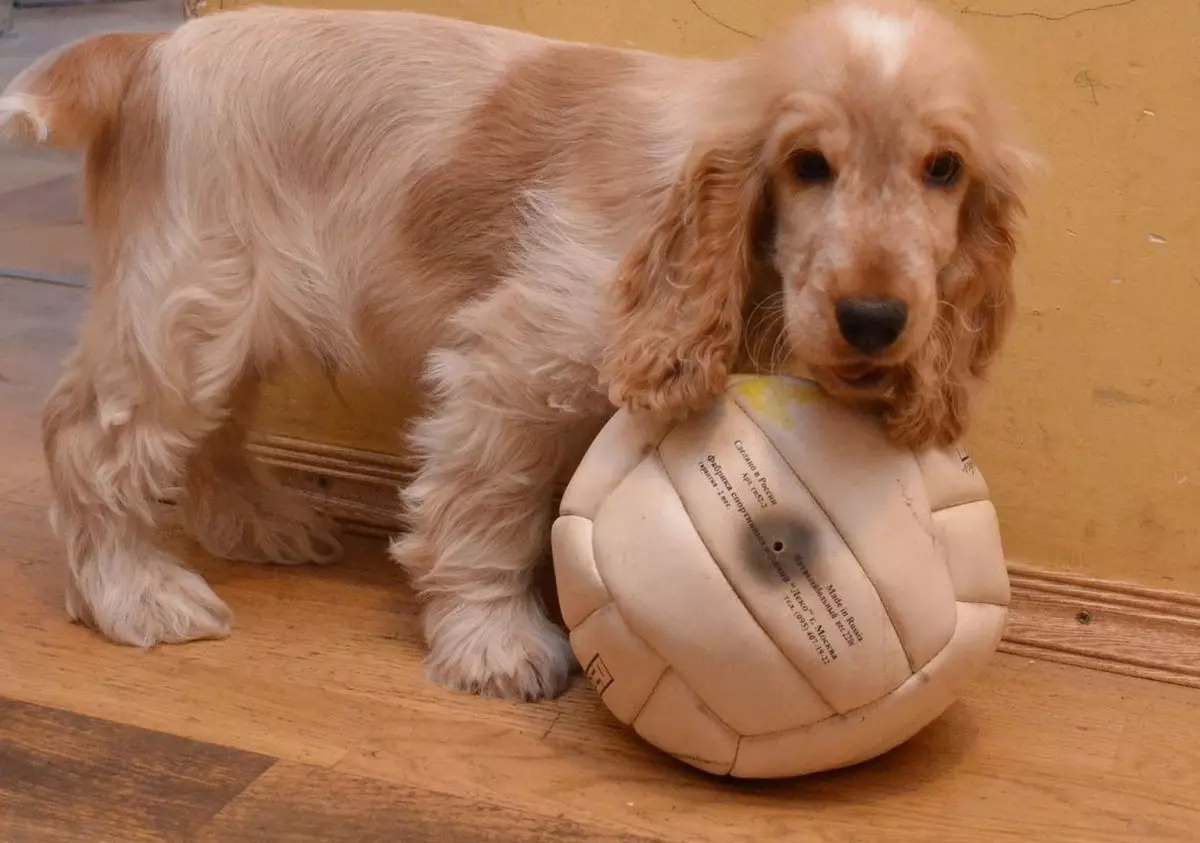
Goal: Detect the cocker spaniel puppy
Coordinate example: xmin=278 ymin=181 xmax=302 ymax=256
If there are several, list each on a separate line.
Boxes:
xmin=1 ymin=0 xmax=1034 ymax=700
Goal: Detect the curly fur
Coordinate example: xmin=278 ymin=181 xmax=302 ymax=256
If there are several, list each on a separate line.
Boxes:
xmin=1 ymin=0 xmax=1034 ymax=700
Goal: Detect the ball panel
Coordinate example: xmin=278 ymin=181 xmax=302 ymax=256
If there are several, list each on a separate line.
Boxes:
xmin=550 ymin=515 xmax=611 ymax=630
xmin=730 ymin=600 xmax=1008 ymax=779
xmin=728 ymin=376 xmax=958 ymax=672
xmin=914 ymin=446 xmax=991 ymax=512
xmin=633 ymin=669 xmax=739 ymax=776
xmin=933 ymin=502 xmax=1011 ymax=606
xmin=591 ymin=452 xmax=835 ymax=735
xmin=657 ymin=401 xmax=912 ymax=715
xmin=560 ymin=408 xmax=674 ymax=520
xmin=568 ymin=603 xmax=668 ymax=725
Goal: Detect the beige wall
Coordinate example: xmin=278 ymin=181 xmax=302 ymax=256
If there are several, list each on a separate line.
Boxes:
xmin=217 ymin=0 xmax=1200 ymax=592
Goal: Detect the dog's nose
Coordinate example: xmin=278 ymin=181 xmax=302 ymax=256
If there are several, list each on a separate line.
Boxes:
xmin=835 ymin=298 xmax=908 ymax=355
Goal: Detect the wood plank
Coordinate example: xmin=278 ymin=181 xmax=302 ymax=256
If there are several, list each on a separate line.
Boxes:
xmin=332 ymin=657 xmax=1200 ymax=843
xmin=6 ymin=497 xmax=1200 ymax=843
xmin=0 ymin=174 xmax=81 ymax=228
xmin=0 ymin=147 xmax=80 ymax=199
xmin=1113 ymin=685 xmax=1200 ymax=801
xmin=195 ymin=761 xmax=657 ymax=843
xmin=0 ymin=278 xmax=85 ymax=500
xmin=0 ymin=497 xmax=562 ymax=767
xmin=0 ymin=225 xmax=91 ymax=281
xmin=0 ymin=697 xmax=275 ymax=843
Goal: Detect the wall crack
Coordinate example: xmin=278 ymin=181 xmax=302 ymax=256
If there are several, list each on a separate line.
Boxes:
xmin=958 ymin=0 xmax=1140 ymax=23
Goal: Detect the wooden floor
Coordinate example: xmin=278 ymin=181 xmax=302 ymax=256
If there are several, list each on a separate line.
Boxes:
xmin=3 ymin=8 xmax=1200 ymax=840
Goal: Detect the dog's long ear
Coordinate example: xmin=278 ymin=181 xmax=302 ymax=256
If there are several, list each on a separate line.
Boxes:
xmin=599 ymin=129 xmax=768 ymax=420
xmin=886 ymin=145 xmax=1034 ymax=447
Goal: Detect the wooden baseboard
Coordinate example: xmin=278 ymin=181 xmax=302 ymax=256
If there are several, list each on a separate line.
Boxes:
xmin=249 ymin=434 xmax=411 ymax=538
xmin=251 ymin=434 xmax=1200 ymax=691
xmin=1000 ymin=564 xmax=1200 ymax=689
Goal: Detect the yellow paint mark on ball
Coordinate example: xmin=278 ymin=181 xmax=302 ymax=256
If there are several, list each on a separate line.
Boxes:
xmin=731 ymin=376 xmax=824 ymax=430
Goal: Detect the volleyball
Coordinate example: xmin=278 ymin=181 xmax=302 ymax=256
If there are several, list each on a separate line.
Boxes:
xmin=551 ymin=375 xmax=1010 ymax=778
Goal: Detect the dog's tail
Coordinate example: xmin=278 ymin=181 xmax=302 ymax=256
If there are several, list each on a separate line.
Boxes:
xmin=0 ymin=32 xmax=162 ymax=150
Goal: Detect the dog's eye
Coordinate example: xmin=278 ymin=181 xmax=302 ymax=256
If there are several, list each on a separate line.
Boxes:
xmin=924 ymin=152 xmax=962 ymax=188
xmin=791 ymin=151 xmax=833 ymax=185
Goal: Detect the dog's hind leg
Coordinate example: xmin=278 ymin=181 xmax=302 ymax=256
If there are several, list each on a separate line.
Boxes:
xmin=45 ymin=317 xmax=237 ymax=645
xmin=43 ymin=237 xmax=276 ymax=646
xmin=179 ymin=373 xmax=342 ymax=567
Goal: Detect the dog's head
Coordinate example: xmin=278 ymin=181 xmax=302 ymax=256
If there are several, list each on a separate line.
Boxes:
xmin=601 ymin=0 xmax=1037 ymax=448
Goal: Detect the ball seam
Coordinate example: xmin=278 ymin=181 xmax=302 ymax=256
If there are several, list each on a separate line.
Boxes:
xmin=727 ymin=392 xmax=920 ymax=674
xmin=650 ymin=446 xmax=840 ymax=725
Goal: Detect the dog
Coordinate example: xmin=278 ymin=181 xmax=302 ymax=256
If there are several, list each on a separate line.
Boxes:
xmin=0 ymin=0 xmax=1035 ymax=700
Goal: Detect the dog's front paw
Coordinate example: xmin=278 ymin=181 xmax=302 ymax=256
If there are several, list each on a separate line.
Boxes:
xmin=422 ymin=594 xmax=574 ymax=701
xmin=605 ymin=355 xmax=728 ymax=421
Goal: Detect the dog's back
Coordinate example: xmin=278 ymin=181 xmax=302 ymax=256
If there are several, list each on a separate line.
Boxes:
xmin=1 ymin=7 xmax=546 ymax=150
xmin=0 ymin=6 xmax=699 ymax=372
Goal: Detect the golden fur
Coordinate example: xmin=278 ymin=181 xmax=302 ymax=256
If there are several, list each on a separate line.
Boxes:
xmin=0 ymin=0 xmax=1034 ymax=699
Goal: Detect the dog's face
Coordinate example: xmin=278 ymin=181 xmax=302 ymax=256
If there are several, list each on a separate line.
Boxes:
xmin=761 ymin=2 xmax=1013 ymax=405
xmin=603 ymin=0 xmax=1036 ymax=448
xmin=767 ymin=111 xmax=969 ymax=384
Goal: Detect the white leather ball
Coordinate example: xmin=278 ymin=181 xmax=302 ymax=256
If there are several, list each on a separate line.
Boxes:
xmin=551 ymin=375 xmax=1010 ymax=778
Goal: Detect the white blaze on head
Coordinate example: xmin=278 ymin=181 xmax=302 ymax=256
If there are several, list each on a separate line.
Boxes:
xmin=839 ymin=5 xmax=914 ymax=80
